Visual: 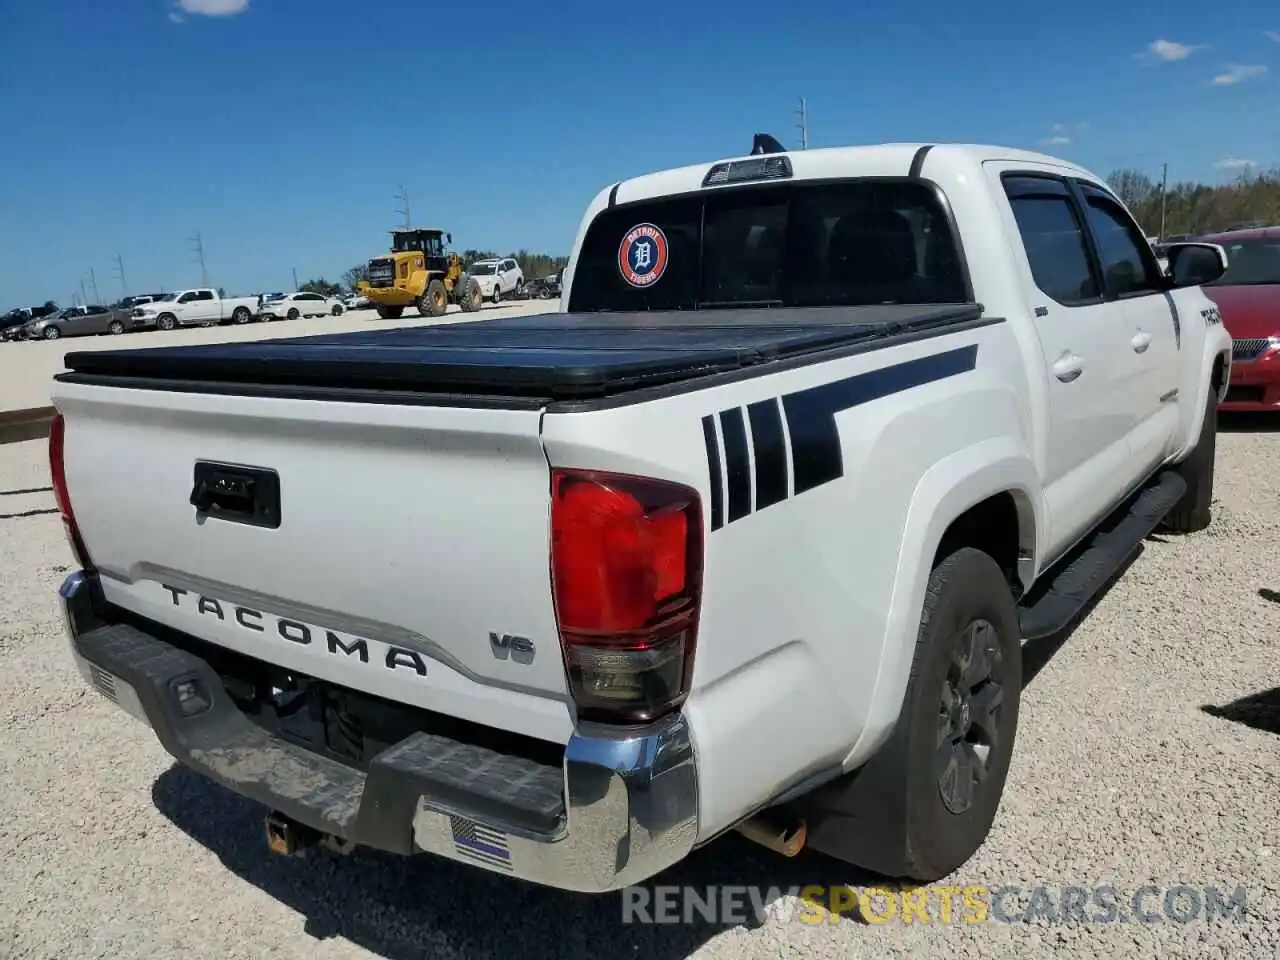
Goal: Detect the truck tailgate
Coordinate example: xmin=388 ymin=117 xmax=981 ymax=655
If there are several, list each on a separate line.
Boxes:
xmin=51 ymin=382 xmax=573 ymax=744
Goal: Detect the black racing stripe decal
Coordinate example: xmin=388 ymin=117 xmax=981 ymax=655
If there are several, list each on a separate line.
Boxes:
xmin=700 ymin=414 xmax=724 ymax=531
xmin=747 ymin=398 xmax=788 ymax=510
xmin=718 ymin=406 xmax=752 ymax=523
xmin=1162 ymin=291 xmax=1181 ymax=349
xmin=784 ymin=345 xmax=978 ymax=495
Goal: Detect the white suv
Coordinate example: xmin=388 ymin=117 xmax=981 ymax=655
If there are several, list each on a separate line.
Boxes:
xmin=466 ymin=258 xmax=523 ymax=304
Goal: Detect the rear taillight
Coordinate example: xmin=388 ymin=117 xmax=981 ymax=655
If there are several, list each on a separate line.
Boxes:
xmin=48 ymin=412 xmax=94 ymax=571
xmin=550 ymin=469 xmax=703 ymax=724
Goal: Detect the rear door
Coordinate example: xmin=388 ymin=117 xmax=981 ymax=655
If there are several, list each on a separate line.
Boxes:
xmin=990 ymin=168 xmax=1143 ymax=557
xmin=54 ymin=384 xmax=573 ymax=743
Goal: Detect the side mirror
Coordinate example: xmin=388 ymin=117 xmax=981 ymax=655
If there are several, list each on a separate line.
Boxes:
xmin=1166 ymin=242 xmax=1229 ymax=288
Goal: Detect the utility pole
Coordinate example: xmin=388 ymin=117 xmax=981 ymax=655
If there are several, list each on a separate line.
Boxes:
xmin=395 ymin=184 xmax=411 ymax=228
xmin=79 ymin=279 xmax=87 ymax=306
xmin=795 ymin=97 xmax=809 ymax=150
xmin=188 ymin=232 xmax=209 ymax=288
xmin=1158 ymin=162 xmax=1169 ymax=240
xmin=111 ymin=253 xmax=128 ymax=297
xmin=88 ymin=267 xmax=101 ymax=304
xmin=292 ymin=267 xmax=299 ymax=292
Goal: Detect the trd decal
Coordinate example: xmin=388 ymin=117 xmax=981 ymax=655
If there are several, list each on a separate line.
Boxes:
xmin=1201 ymin=306 xmax=1222 ymax=326
xmin=700 ymin=345 xmax=979 ymax=530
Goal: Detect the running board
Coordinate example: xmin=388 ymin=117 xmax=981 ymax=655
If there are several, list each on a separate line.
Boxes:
xmin=1018 ymin=471 xmax=1186 ymax=641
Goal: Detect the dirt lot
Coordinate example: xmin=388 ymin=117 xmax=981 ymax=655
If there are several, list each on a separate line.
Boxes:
xmin=1 ymin=418 xmax=1278 ymax=959
xmin=0 ymin=299 xmax=548 ymax=411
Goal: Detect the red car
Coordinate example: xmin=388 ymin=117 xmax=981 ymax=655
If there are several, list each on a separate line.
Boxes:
xmin=1198 ymin=227 xmax=1280 ymax=410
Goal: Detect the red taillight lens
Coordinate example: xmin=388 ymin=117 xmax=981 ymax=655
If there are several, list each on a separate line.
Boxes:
xmin=550 ymin=469 xmax=703 ymax=724
xmin=49 ymin=412 xmax=93 ymax=571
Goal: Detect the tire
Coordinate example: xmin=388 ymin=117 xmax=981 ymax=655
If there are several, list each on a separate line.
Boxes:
xmin=459 ymin=279 xmax=482 ymax=313
xmin=232 ymin=307 xmax=252 ymax=324
xmin=108 ymin=320 xmax=125 ymax=335
xmin=804 ymin=547 xmax=1021 ymax=882
xmin=157 ymin=313 xmax=177 ymax=331
xmin=420 ymin=279 xmax=448 ymax=317
xmin=490 ymin=284 xmax=502 ymax=305
xmin=375 ymin=305 xmax=403 ymax=320
xmin=287 ymin=307 xmax=300 ymax=321
xmin=331 ymin=305 xmax=344 ymax=316
xmin=1164 ymin=389 xmax=1216 ymax=533
xmin=43 ymin=325 xmax=61 ymax=340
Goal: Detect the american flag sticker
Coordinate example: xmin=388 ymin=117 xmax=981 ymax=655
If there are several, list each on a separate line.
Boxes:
xmin=450 ymin=816 xmax=512 ymax=872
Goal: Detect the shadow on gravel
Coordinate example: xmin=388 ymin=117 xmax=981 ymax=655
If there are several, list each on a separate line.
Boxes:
xmin=1217 ymin=412 xmax=1280 ymax=433
xmin=1201 ymin=688 xmax=1280 ymax=737
xmin=0 ymin=507 xmax=58 ymax=520
xmin=1020 ymin=546 xmax=1143 ymax=688
xmin=151 ymin=765 xmax=884 ymax=959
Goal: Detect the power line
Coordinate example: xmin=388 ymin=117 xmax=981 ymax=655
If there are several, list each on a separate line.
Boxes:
xmin=395 ymin=184 xmax=411 ymax=228
xmin=111 ymin=254 xmax=128 ymax=297
xmin=188 ymin=232 xmax=209 ymax=288
xmin=1159 ymin=161 xmax=1169 ymax=240
xmin=794 ymin=97 xmax=809 ymax=150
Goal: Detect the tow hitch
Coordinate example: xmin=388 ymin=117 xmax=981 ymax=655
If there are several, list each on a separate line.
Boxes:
xmin=265 ymin=811 xmax=320 ymax=856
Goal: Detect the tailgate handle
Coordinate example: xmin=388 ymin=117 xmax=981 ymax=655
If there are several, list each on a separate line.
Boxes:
xmin=190 ymin=462 xmax=281 ymax=529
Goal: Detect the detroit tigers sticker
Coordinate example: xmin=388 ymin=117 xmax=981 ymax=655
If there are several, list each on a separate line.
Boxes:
xmin=618 ymin=223 xmax=668 ymax=288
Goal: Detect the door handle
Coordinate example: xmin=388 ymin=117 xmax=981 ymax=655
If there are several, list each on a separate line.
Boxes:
xmin=1053 ymin=354 xmax=1084 ymax=383
xmin=1131 ymin=331 xmax=1152 ymax=353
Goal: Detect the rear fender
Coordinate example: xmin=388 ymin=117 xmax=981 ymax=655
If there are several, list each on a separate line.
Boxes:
xmin=845 ymin=436 xmax=1042 ymax=769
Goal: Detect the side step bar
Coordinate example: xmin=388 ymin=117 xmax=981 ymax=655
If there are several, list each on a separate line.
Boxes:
xmin=1018 ymin=471 xmax=1187 ymax=641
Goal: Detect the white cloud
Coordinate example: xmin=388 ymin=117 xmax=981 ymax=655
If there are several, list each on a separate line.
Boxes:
xmin=1041 ymin=135 xmax=1072 ymax=146
xmin=1040 ymin=122 xmax=1087 ymax=146
xmin=1146 ymin=39 xmax=1197 ymax=62
xmin=1211 ymin=64 xmax=1268 ymax=85
xmin=1215 ymin=158 xmax=1255 ymax=169
xmin=168 ymin=11 xmax=185 ymax=22
xmin=1265 ymin=30 xmax=1280 ymax=43
xmin=177 ymin=0 xmax=250 ymax=15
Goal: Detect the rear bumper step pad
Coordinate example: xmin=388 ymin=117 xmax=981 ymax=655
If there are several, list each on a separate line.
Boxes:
xmin=59 ymin=572 xmax=699 ymax=892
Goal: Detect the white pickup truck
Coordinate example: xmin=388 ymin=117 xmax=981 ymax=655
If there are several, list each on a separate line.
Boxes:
xmin=132 ymin=288 xmax=259 ymax=330
xmin=51 ymin=139 xmax=1231 ymax=892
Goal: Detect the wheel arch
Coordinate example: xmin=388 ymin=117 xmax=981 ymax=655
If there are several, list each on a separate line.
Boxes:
xmin=842 ymin=436 xmax=1042 ymax=770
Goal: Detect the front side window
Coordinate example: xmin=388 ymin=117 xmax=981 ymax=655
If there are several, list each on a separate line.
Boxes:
xmin=567 ymin=179 xmax=969 ymax=313
xmin=1078 ymin=187 xmax=1161 ymax=297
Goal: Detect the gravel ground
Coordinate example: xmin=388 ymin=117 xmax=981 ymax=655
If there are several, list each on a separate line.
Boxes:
xmin=1 ymin=420 xmax=1278 ymax=959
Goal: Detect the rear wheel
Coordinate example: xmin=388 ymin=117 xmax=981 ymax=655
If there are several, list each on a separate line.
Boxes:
xmin=108 ymin=320 xmax=125 ymax=335
xmin=803 ymin=546 xmax=1021 ymax=882
xmin=375 ymin=305 xmax=404 ymax=320
xmin=1164 ymin=389 xmax=1217 ymax=533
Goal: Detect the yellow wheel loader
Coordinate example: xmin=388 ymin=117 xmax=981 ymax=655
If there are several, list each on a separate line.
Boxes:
xmin=356 ymin=228 xmax=483 ymax=320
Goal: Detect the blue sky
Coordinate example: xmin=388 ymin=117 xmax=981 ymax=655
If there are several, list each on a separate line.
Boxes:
xmin=1 ymin=0 xmax=1276 ymax=306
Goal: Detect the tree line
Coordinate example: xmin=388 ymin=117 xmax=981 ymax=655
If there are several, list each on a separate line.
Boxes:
xmin=1107 ymin=166 xmax=1280 ymax=238
xmin=328 ymin=249 xmax=569 ymax=297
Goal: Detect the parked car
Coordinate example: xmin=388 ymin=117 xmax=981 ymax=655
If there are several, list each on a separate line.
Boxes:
xmin=131 ymin=288 xmax=259 ymax=329
xmin=344 ymin=293 xmax=371 ymax=311
xmin=1194 ymin=226 xmax=1280 ymax=410
xmin=50 ymin=139 xmax=1230 ymax=894
xmin=465 ymin=258 xmax=523 ymax=303
xmin=257 ymin=291 xmax=345 ymax=320
xmin=20 ymin=304 xmax=139 ymax=340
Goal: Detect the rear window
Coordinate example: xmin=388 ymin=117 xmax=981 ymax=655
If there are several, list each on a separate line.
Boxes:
xmin=567 ymin=179 xmax=969 ymax=312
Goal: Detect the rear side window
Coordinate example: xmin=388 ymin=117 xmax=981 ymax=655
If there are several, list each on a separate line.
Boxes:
xmin=567 ymin=180 xmax=968 ymax=312
xmin=1004 ymin=182 xmax=1099 ymax=306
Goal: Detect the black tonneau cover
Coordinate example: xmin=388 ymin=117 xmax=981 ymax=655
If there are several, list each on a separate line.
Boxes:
xmin=60 ymin=304 xmax=984 ymax=401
